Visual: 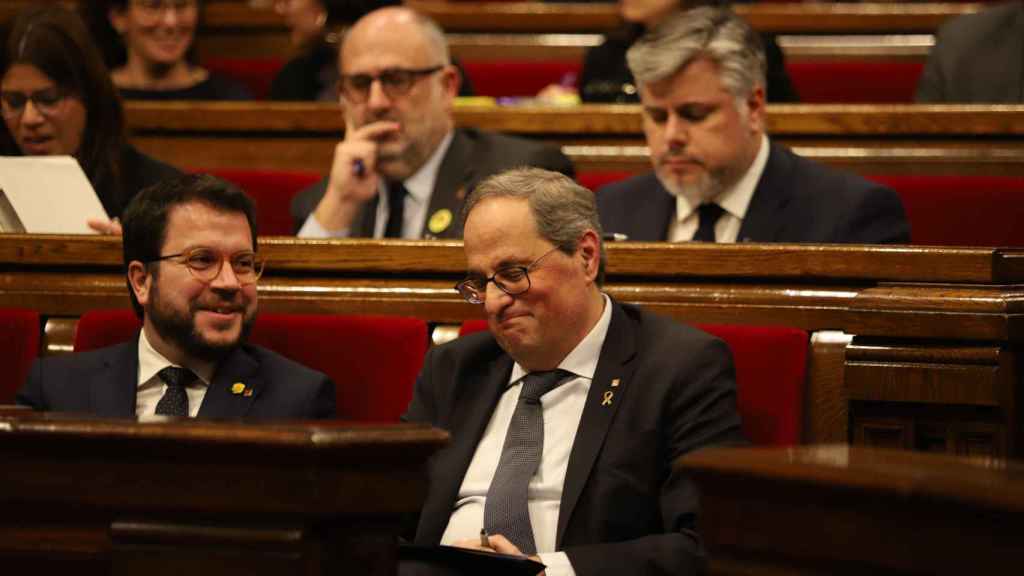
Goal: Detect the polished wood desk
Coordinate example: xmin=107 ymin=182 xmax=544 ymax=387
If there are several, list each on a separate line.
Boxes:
xmin=679 ymin=444 xmax=1024 ymax=574
xmin=124 ymin=101 xmax=1024 ymax=177
xmin=0 ymin=409 xmax=448 ymax=575
xmin=2 ymin=236 xmax=1023 ymax=459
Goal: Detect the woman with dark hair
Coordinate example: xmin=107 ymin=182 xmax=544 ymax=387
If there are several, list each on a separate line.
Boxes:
xmin=1 ymin=4 xmax=180 ymax=230
xmin=81 ymin=0 xmax=250 ymax=100
xmin=578 ymin=0 xmax=798 ymax=103
xmin=269 ymin=0 xmax=473 ymax=101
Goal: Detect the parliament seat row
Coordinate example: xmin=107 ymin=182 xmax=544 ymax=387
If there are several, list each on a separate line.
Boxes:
xmin=200 ymin=166 xmax=1024 ymax=247
xmin=1 ymin=306 xmax=810 ymax=445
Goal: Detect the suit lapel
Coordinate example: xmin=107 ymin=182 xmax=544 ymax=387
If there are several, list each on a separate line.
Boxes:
xmin=422 ymin=353 xmax=513 ymax=543
xmin=354 ymin=193 xmax=379 ymax=237
xmin=637 ymin=177 xmax=676 ymax=242
xmin=91 ymin=338 xmax=140 ymax=418
xmin=196 ymin=346 xmax=262 ymax=419
xmin=556 ymin=301 xmax=638 ymax=547
xmin=737 ymin=143 xmax=791 ymax=242
xmin=425 ymin=130 xmax=474 ymax=239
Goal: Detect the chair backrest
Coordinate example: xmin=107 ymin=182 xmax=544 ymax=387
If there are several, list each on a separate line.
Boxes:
xmin=201 ymin=57 xmax=286 ymax=100
xmin=459 ymin=319 xmax=807 ymax=446
xmin=201 ymin=168 xmax=322 ymax=236
xmin=460 ymin=60 xmax=581 ymax=97
xmin=787 ymin=60 xmax=923 ymax=103
xmin=0 ymin=309 xmax=40 ymax=404
xmin=74 ymin=309 xmax=429 ymax=422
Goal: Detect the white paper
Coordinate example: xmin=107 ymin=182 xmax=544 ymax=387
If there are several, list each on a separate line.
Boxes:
xmin=0 ymin=155 xmax=109 ymax=234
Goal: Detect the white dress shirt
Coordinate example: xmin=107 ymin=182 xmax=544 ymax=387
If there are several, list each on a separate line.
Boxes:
xmin=667 ymin=134 xmax=770 ymax=243
xmin=440 ymin=294 xmax=613 ymax=576
xmin=298 ymin=131 xmax=454 ymax=238
xmin=135 ymin=329 xmax=212 ymax=418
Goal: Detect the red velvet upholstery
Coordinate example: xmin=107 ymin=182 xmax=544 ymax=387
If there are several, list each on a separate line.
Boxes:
xmin=868 ymin=174 xmax=1024 ymax=246
xmin=201 ymin=57 xmax=285 ymax=100
xmin=74 ymin=310 xmax=428 ymax=421
xmin=459 ymin=319 xmax=807 ymax=446
xmin=0 ymin=309 xmax=40 ymax=404
xmin=577 ymin=171 xmax=632 ymax=192
xmin=786 ymin=61 xmax=924 ymax=103
xmin=199 ymin=168 xmax=322 ymax=236
xmin=460 ymin=60 xmax=580 ymax=97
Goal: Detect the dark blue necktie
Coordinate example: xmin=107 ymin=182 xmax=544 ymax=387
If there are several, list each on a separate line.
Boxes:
xmin=154 ymin=366 xmax=196 ymax=417
xmin=692 ymin=203 xmax=724 ymax=242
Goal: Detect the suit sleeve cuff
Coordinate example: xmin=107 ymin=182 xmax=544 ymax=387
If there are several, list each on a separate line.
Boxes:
xmin=537 ymin=552 xmax=575 ymax=576
xmin=297 ymin=214 xmax=352 ymax=238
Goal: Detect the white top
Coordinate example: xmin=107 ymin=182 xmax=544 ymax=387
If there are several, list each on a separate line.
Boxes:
xmin=135 ymin=329 xmax=211 ymax=418
xmin=440 ymin=294 xmax=613 ymax=576
xmin=298 ymin=131 xmax=454 ymax=238
xmin=667 ymin=134 xmax=770 ymax=243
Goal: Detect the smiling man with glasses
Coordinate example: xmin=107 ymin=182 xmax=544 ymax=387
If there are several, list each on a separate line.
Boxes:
xmin=403 ymin=167 xmax=744 ymax=576
xmin=291 ymin=6 xmax=574 ymax=239
xmin=17 ymin=174 xmax=335 ymax=420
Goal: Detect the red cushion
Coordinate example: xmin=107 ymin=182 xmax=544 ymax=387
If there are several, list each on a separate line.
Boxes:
xmin=201 ymin=57 xmax=285 ymax=100
xmin=868 ymin=174 xmax=1024 ymax=246
xmin=459 ymin=319 xmax=806 ymax=446
xmin=0 ymin=309 xmax=40 ymax=404
xmin=74 ymin=310 xmax=428 ymax=422
xmin=200 ymin=168 xmax=322 ymax=236
xmin=787 ymin=61 xmax=923 ymax=103
xmin=577 ymin=170 xmax=632 ymax=192
xmin=460 ymin=60 xmax=581 ymax=97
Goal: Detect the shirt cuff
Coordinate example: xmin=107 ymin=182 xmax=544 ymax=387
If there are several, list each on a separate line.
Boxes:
xmin=297 ymin=213 xmax=351 ymax=238
xmin=537 ymin=552 xmax=575 ymax=576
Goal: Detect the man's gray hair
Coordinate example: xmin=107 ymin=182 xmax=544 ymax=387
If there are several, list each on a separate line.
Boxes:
xmin=462 ymin=168 xmax=606 ymax=285
xmin=627 ymin=6 xmax=765 ymax=98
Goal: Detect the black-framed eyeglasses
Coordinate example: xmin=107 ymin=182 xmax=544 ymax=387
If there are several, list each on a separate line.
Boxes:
xmin=147 ymin=247 xmax=265 ymax=285
xmin=0 ymin=87 xmax=67 ymax=119
xmin=339 ymin=66 xmax=444 ymax=103
xmin=455 ymin=247 xmax=561 ymax=304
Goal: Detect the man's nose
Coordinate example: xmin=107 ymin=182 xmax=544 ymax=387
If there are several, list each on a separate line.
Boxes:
xmin=160 ymin=5 xmax=179 ymax=26
xmin=665 ymin=113 xmax=689 ymax=145
xmin=366 ymin=79 xmax=393 ymax=110
xmin=210 ymin=259 xmax=242 ymax=290
xmin=482 ymin=282 xmax=512 ymax=315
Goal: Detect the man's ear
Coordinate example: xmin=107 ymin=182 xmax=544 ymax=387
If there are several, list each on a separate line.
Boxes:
xmin=746 ymin=84 xmax=767 ymax=135
xmin=127 ymin=261 xmax=152 ymax=307
xmin=440 ymin=64 xmax=461 ymax=102
xmin=578 ymin=230 xmax=601 ymax=283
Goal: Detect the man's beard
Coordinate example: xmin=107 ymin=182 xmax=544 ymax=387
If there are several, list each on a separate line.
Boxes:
xmin=146 ymin=283 xmax=255 ymax=363
xmin=659 ymin=166 xmax=725 ymax=204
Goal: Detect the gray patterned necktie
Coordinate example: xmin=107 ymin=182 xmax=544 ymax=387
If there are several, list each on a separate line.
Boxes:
xmin=484 ymin=369 xmax=570 ymax=554
xmin=154 ymin=366 xmax=196 ymax=417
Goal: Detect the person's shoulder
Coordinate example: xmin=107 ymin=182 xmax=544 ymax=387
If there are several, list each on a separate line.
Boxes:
xmin=773 ymin=143 xmax=887 ymax=197
xmin=458 ymin=128 xmax=574 ymax=175
xmin=240 ymin=343 xmax=328 ymax=383
xmin=35 ymin=340 xmax=133 ymax=372
xmin=200 ymin=72 xmax=254 ymax=101
xmin=938 ymin=1 xmax=1021 ymax=41
xmin=617 ymin=302 xmax=730 ymax=367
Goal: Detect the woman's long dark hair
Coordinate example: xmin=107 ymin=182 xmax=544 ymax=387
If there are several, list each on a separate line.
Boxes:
xmin=1 ymin=4 xmax=128 ymax=210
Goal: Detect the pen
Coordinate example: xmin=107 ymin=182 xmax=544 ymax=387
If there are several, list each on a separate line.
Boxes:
xmin=352 ymin=158 xmax=366 ymax=177
xmin=602 ymin=232 xmax=629 ymax=242
xmin=480 ymin=528 xmax=490 ymax=548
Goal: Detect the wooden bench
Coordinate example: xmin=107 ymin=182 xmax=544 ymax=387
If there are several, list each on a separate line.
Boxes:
xmin=2 ymin=235 xmax=1022 ymax=459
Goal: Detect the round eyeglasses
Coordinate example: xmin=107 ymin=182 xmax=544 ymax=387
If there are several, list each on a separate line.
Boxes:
xmin=339 ymin=66 xmax=444 ymax=103
xmin=454 ymin=247 xmax=560 ymax=304
xmin=147 ymin=247 xmax=265 ymax=285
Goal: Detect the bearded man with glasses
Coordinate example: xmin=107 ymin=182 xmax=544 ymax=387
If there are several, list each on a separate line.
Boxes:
xmin=18 ymin=174 xmax=336 ymax=420
xmin=291 ymin=6 xmax=574 ymax=239
xmin=402 ymin=168 xmax=744 ymax=576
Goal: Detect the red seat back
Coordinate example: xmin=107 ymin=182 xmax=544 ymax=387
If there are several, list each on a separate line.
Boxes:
xmin=868 ymin=174 xmax=1024 ymax=246
xmin=787 ymin=61 xmax=924 ymax=103
xmin=577 ymin=170 xmax=633 ymax=192
xmin=461 ymin=60 xmax=581 ymax=97
xmin=74 ymin=310 xmax=428 ymax=422
xmin=201 ymin=57 xmax=286 ymax=100
xmin=0 ymin=309 xmax=40 ymax=404
xmin=199 ymin=168 xmax=322 ymax=236
xmin=459 ymin=319 xmax=807 ymax=446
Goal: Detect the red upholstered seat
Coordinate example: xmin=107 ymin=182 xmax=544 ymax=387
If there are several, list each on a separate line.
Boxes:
xmin=577 ymin=170 xmax=632 ymax=192
xmin=201 ymin=57 xmax=286 ymax=100
xmin=868 ymin=174 xmax=1024 ymax=246
xmin=74 ymin=310 xmax=428 ymax=421
xmin=0 ymin=309 xmax=40 ymax=404
xmin=460 ymin=60 xmax=581 ymax=97
xmin=200 ymin=168 xmax=322 ymax=236
xmin=459 ymin=319 xmax=807 ymax=446
xmin=786 ymin=61 xmax=924 ymax=103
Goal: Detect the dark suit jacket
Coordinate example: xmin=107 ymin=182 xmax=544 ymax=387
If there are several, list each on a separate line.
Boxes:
xmin=16 ymin=337 xmax=336 ymax=420
xmin=403 ymin=300 xmax=744 ymax=575
xmin=916 ymin=1 xmax=1024 ymax=103
xmin=290 ymin=127 xmax=576 ymax=237
xmin=597 ymin=142 xmax=911 ymax=243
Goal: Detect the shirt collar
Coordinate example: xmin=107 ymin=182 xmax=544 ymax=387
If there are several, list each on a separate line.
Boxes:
xmin=398 ymin=130 xmax=454 ymax=205
xmin=674 ymin=134 xmax=770 ymax=223
xmin=138 ymin=328 xmax=213 ymax=388
xmin=510 ymin=293 xmax=613 ymax=384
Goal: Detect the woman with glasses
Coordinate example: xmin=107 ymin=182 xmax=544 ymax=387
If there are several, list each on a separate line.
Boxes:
xmin=1 ymin=4 xmax=181 ymax=231
xmin=82 ymin=0 xmax=251 ymax=100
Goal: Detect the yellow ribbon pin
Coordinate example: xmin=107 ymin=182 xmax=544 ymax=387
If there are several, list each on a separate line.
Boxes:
xmin=231 ymin=382 xmax=245 ymax=395
xmin=602 ymin=391 xmax=614 ymax=406
xmin=428 ymin=209 xmax=453 ymax=235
